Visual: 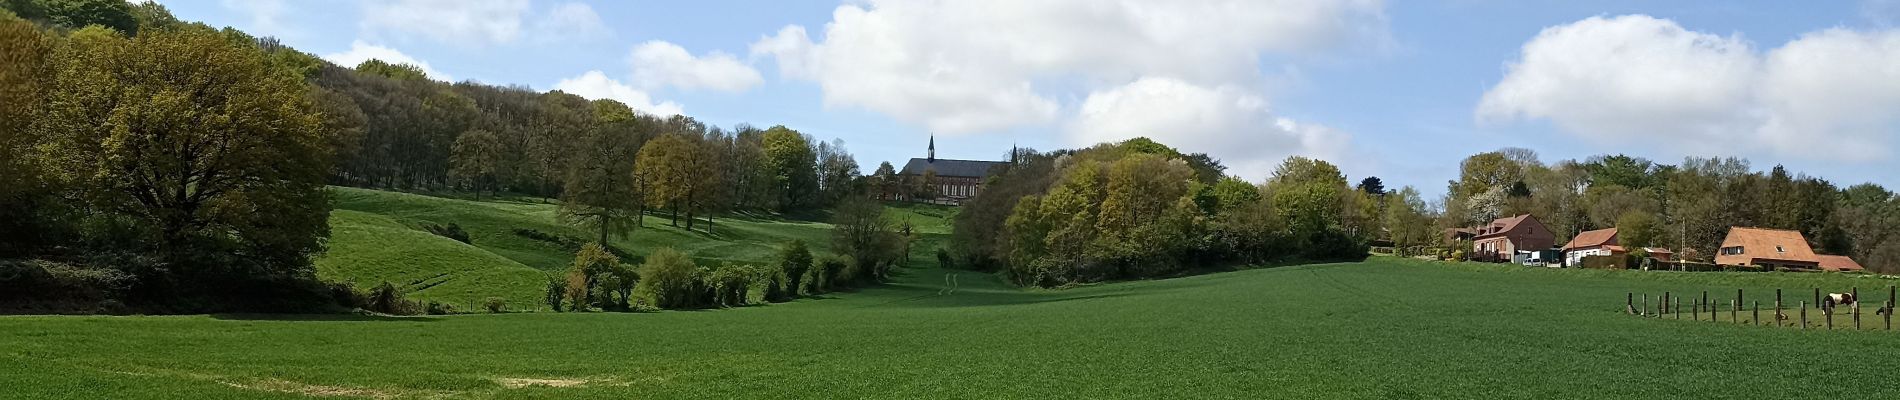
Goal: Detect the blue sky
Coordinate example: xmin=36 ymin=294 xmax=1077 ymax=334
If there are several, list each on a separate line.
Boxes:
xmin=155 ymin=0 xmax=1900 ymax=198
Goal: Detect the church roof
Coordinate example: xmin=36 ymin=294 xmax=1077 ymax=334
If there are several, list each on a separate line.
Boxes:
xmin=900 ymin=158 xmax=1007 ymax=178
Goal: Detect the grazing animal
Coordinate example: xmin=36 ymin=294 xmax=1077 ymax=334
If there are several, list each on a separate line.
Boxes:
xmin=1822 ymin=293 xmax=1857 ymax=309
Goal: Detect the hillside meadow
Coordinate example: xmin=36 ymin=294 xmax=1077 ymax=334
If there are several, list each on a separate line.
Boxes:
xmin=6 ymin=256 xmax=1900 ymax=399
xmin=313 ymin=187 xmax=931 ymax=311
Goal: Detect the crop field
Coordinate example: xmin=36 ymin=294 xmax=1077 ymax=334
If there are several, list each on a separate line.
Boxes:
xmin=6 ymin=255 xmax=1900 ymax=399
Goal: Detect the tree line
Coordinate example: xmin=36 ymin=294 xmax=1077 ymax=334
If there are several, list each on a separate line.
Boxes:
xmin=948 ymin=138 xmax=1418 ymax=287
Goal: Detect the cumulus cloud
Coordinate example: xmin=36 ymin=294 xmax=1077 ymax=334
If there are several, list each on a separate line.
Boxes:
xmin=629 ymin=41 xmax=763 ymax=93
xmin=552 ymin=71 xmax=685 ymax=117
xmin=361 ymin=0 xmax=606 ymax=47
xmin=322 ymin=40 xmax=452 ymax=81
xmin=1070 ymin=77 xmax=1350 ymax=178
xmin=750 ymin=0 xmax=1388 ymax=136
xmin=1480 ymin=15 xmax=1900 ymax=161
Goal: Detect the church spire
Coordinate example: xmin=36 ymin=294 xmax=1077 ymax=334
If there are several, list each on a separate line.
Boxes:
xmin=927 ymin=134 xmax=936 ymax=161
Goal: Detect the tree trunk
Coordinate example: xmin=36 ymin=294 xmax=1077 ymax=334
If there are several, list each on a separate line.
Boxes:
xmin=597 ymin=214 xmax=611 ymax=246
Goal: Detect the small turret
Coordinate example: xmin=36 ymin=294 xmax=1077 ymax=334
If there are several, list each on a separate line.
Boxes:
xmin=927 ymin=134 xmax=936 ymax=162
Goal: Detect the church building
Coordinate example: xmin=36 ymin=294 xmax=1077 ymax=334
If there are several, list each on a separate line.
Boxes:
xmin=898 ymin=136 xmax=1009 ymax=205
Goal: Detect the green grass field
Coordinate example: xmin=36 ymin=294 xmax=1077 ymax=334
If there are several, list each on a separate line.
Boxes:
xmin=7 ymin=253 xmax=1900 ymax=398
xmin=315 ymin=187 xmax=913 ymax=310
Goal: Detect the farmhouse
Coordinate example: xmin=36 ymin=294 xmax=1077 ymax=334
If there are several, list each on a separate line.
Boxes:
xmin=1560 ymin=228 xmax=1620 ymax=267
xmin=1714 ymin=227 xmax=1823 ymax=270
xmin=898 ymin=135 xmax=1009 ymax=205
xmin=1471 ymin=214 xmax=1555 ymax=263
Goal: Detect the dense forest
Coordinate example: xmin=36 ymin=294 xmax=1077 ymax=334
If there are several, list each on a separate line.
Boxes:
xmin=0 ymin=0 xmax=897 ymax=313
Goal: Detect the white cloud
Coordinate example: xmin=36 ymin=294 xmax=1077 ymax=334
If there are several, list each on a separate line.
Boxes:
xmin=1069 ymin=77 xmax=1350 ymax=179
xmin=750 ymin=0 xmax=1388 ymax=135
xmin=629 ymin=40 xmax=763 ymax=93
xmin=361 ymin=0 xmax=605 ymax=47
xmin=1758 ymin=29 xmax=1900 ymax=160
xmin=221 ymin=0 xmax=291 ymax=37
xmin=322 ymin=40 xmax=452 ymax=81
xmin=552 ymin=70 xmax=685 ymax=117
xmin=1479 ymin=15 xmax=1900 ymax=161
xmin=1477 ymin=15 xmax=1760 ymax=144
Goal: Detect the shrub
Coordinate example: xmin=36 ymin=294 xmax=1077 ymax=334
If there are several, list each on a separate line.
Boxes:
xmin=544 ymin=276 xmax=567 ymax=312
xmin=422 ymin=222 xmax=471 ymax=244
xmin=1579 ymin=255 xmax=1629 ymax=270
xmin=425 ymin=301 xmax=455 ymax=315
xmin=751 ymin=263 xmax=790 ymax=303
xmin=366 ymin=282 xmax=418 ymax=315
xmin=564 ymin=268 xmax=589 ymax=312
xmin=778 ymin=240 xmax=813 ymax=296
xmin=811 ymin=254 xmax=853 ymax=293
xmin=0 ymin=260 xmax=132 ymax=304
xmin=706 ymin=263 xmax=755 ymax=307
xmin=483 ymin=297 xmax=506 ymax=313
xmin=936 ymin=248 xmax=955 ymax=270
xmin=635 ymin=248 xmax=704 ymax=309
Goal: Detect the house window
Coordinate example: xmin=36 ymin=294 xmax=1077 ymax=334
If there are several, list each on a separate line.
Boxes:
xmin=1775 ymin=245 xmax=1785 ymax=253
xmin=1720 ymin=246 xmax=1744 ymax=256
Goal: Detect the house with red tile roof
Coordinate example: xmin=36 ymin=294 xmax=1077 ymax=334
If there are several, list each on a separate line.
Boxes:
xmin=1560 ymin=227 xmax=1619 ymax=267
xmin=1714 ymin=227 xmax=1821 ymax=270
xmin=1471 ymin=214 xmax=1555 ymax=263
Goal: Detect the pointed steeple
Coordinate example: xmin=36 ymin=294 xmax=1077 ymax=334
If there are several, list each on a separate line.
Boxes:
xmin=927 ymin=134 xmax=936 ymax=162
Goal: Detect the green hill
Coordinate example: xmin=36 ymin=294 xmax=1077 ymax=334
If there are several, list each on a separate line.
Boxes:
xmin=315 ymin=187 xmax=956 ymax=310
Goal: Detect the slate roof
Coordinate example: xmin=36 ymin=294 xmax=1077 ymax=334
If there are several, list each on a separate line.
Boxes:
xmin=1562 ymin=228 xmax=1619 ymax=250
xmin=900 ymin=158 xmax=1007 ymax=178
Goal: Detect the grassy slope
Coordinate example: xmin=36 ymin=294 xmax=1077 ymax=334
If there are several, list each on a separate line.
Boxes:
xmin=316 ymin=187 xmax=916 ymax=309
xmin=6 ymin=258 xmax=1900 ymax=398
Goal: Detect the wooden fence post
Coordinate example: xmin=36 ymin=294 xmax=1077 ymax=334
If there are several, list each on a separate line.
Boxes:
xmin=1702 ymin=291 xmax=1710 ymax=321
xmin=1801 ymin=301 xmax=1808 ymax=329
xmin=1776 ymin=289 xmax=1784 ymax=327
xmin=1815 ymin=288 xmax=1821 ymax=307
xmin=1693 ymin=298 xmax=1701 ymax=321
xmin=1675 ymin=297 xmax=1682 ymax=320
xmin=1753 ymin=301 xmax=1760 ymax=326
xmin=1627 ymin=292 xmax=1635 ymax=315
xmin=1641 ymin=293 xmax=1649 ymax=317
xmin=1853 ymin=298 xmax=1861 ymax=330
xmin=1887 ymin=300 xmax=1894 ymax=331
xmin=1730 ymin=299 xmax=1736 ymax=324
xmin=1665 ymin=292 xmax=1671 ymax=316
xmin=1825 ymin=302 xmax=1833 ymax=330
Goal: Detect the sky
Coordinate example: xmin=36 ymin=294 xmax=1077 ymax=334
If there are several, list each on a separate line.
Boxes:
xmin=151 ymin=0 xmax=1900 ymax=198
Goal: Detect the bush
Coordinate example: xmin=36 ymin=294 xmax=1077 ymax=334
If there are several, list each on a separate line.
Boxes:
xmin=423 ymin=222 xmax=471 ymax=244
xmin=1578 ymin=255 xmax=1629 ymax=270
xmin=0 ymin=260 xmax=132 ymax=303
xmin=936 ymin=248 xmax=955 ymax=270
xmin=778 ymin=240 xmax=813 ymax=296
xmin=564 ymin=268 xmax=590 ymax=312
xmin=514 ymin=228 xmax=635 ymax=260
xmin=706 ymin=263 xmax=755 ymax=307
xmin=483 ymin=297 xmax=507 ymax=313
xmin=366 ymin=282 xmax=418 ymax=315
xmin=544 ymin=276 xmax=566 ymax=312
xmin=425 ymin=301 xmax=455 ymax=315
xmin=635 ymin=248 xmax=704 ymax=309
xmin=811 ymin=254 xmax=854 ymax=293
